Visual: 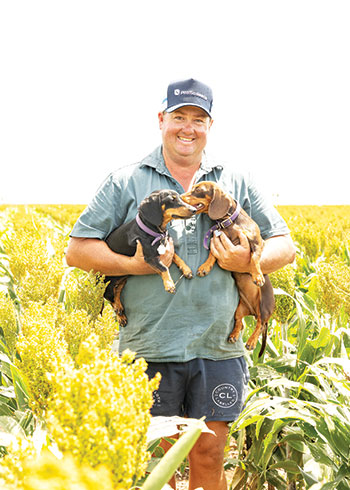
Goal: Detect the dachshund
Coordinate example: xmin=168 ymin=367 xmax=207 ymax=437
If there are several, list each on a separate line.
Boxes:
xmin=181 ymin=181 xmax=275 ymax=355
xmin=104 ymin=189 xmax=196 ymax=326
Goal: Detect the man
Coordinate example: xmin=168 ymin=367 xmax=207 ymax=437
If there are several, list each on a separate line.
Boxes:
xmin=66 ymin=78 xmax=296 ymax=490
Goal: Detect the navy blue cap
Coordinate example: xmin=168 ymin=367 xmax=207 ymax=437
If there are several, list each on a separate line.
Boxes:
xmin=162 ymin=78 xmax=213 ymax=118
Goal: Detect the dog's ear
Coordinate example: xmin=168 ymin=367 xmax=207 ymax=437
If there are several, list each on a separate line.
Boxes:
xmin=139 ymin=192 xmax=163 ymax=227
xmin=208 ymin=187 xmax=231 ymax=220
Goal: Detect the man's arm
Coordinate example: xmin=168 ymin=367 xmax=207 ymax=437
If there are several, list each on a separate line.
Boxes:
xmin=210 ymin=231 xmax=296 ymax=274
xmin=65 ymin=236 xmax=174 ymax=276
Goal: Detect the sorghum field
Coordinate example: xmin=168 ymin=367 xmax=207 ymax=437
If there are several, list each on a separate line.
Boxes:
xmin=0 ymin=203 xmax=349 ymax=490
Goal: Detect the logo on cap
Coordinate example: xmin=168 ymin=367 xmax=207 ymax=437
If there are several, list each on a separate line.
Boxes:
xmin=174 ymin=89 xmax=180 ymax=96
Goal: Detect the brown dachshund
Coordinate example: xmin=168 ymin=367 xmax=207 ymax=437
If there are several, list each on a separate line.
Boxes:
xmin=104 ymin=189 xmax=197 ymax=326
xmin=181 ymin=181 xmax=275 ymax=355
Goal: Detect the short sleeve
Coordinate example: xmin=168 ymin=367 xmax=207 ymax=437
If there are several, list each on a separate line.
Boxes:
xmin=246 ymin=173 xmax=290 ymax=240
xmin=70 ymin=173 xmax=123 ymax=239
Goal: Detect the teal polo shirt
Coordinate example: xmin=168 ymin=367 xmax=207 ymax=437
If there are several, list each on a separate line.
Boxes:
xmin=70 ymin=146 xmax=289 ymax=362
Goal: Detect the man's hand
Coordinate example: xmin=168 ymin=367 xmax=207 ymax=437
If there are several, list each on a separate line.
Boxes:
xmin=210 ymin=232 xmax=296 ymax=275
xmin=65 ymin=236 xmax=176 ymax=276
xmin=210 ymin=230 xmax=251 ymax=273
xmin=133 ymin=238 xmax=175 ymax=272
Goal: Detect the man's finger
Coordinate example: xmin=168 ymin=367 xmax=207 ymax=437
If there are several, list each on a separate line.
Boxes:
xmin=236 ymin=229 xmax=250 ymax=248
xmin=135 ymin=240 xmax=144 ymax=257
xmin=212 ymin=232 xmax=233 ymax=250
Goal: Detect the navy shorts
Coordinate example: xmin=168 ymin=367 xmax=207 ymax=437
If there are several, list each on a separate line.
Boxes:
xmin=146 ymin=357 xmax=249 ymax=422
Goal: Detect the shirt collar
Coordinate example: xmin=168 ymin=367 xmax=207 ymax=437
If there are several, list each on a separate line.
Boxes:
xmin=140 ymin=145 xmax=223 ymax=175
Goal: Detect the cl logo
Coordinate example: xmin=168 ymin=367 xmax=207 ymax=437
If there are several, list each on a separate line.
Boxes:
xmin=212 ymin=384 xmax=238 ymax=408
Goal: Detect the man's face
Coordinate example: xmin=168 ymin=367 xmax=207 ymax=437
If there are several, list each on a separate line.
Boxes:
xmin=158 ymin=106 xmax=213 ymax=163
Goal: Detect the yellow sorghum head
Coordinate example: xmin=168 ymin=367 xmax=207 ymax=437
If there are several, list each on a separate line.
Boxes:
xmin=92 ymin=302 xmax=118 ymax=349
xmin=3 ymin=230 xmax=65 ymax=307
xmin=33 ymin=204 xmax=86 ymax=231
xmin=21 ymin=452 xmax=115 ymax=490
xmin=63 ymin=270 xmax=106 ymax=323
xmin=270 ymin=264 xmax=296 ymax=324
xmin=0 ymin=291 xmax=18 ymax=356
xmin=309 ymin=256 xmax=350 ymax=317
xmin=0 ymin=439 xmax=114 ymax=490
xmin=46 ymin=334 xmax=161 ymax=489
xmin=277 ymin=205 xmax=350 ymax=262
xmin=0 ymin=434 xmax=39 ymax=489
xmin=58 ymin=306 xmax=117 ymax=362
xmin=15 ymin=300 xmax=73 ymax=414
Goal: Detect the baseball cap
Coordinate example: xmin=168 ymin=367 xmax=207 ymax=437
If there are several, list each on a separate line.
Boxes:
xmin=162 ymin=78 xmax=213 ymax=118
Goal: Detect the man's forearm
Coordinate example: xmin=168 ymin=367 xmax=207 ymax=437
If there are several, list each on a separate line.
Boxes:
xmin=211 ymin=232 xmax=296 ymax=274
xmin=65 ymin=237 xmax=155 ymax=276
xmin=260 ymin=235 xmax=296 ymax=274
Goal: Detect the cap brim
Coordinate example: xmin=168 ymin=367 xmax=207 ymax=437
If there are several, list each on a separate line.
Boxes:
xmin=166 ymin=103 xmax=212 ymax=118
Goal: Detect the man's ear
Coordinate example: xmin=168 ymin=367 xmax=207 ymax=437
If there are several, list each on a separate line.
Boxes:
xmin=158 ymin=111 xmax=165 ymax=129
xmin=208 ymin=187 xmax=231 ymax=220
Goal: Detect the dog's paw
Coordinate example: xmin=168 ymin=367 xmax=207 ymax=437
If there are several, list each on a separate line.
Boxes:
xmin=227 ymin=334 xmax=238 ymax=344
xmin=245 ymin=339 xmax=257 ymax=351
xmin=182 ymin=266 xmax=193 ymax=279
xmin=117 ymin=313 xmax=128 ymax=328
xmin=252 ymin=273 xmax=265 ymax=287
xmin=165 ymin=284 xmax=176 ymax=294
xmin=197 ymin=266 xmax=210 ymax=277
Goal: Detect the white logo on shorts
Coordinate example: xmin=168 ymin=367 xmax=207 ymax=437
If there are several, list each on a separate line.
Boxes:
xmin=152 ymin=390 xmax=161 ymax=407
xmin=212 ymin=383 xmax=238 ymax=408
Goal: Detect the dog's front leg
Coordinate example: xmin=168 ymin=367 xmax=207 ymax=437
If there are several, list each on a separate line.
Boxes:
xmin=249 ymin=251 xmax=265 ymax=287
xmin=160 ymin=270 xmax=176 ymax=293
xmin=147 ymin=257 xmax=176 ymax=294
xmin=197 ymin=251 xmax=217 ymax=276
xmin=172 ymin=254 xmax=193 ymax=279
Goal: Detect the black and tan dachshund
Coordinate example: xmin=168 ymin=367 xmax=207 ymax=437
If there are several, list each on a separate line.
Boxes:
xmin=104 ymin=189 xmax=196 ymax=326
xmin=181 ymin=181 xmax=275 ymax=355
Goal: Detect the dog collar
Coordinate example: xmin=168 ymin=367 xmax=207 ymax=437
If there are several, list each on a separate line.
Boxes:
xmin=136 ymin=213 xmax=167 ymax=246
xmin=203 ymin=201 xmax=241 ymax=250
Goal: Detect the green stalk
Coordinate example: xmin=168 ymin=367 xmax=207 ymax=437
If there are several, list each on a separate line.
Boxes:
xmin=140 ymin=424 xmax=203 ymax=490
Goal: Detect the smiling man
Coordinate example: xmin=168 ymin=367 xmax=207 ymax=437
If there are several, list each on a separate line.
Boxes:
xmin=66 ymin=78 xmax=296 ymax=490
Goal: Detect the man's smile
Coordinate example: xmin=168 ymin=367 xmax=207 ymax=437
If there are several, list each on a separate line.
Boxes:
xmin=178 ymin=136 xmax=195 ymax=143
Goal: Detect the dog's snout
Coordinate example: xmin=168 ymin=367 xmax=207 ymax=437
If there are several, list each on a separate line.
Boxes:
xmin=187 ymin=204 xmax=197 ymax=214
xmin=180 ymin=198 xmax=197 ymax=214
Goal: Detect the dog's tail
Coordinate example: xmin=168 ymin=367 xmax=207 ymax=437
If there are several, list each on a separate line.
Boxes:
xmin=258 ymin=276 xmax=275 ymax=357
xmin=258 ymin=322 xmax=268 ymax=357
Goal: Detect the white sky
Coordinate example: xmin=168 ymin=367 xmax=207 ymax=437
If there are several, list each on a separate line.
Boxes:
xmin=1 ymin=1 xmax=349 ymax=205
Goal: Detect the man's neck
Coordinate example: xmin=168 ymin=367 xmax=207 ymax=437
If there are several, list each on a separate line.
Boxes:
xmin=163 ymin=151 xmax=202 ymax=192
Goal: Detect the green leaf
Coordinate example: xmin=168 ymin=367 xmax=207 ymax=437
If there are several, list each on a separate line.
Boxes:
xmin=0 ymin=401 xmax=15 ymax=416
xmin=141 ymin=422 xmax=203 ymax=490
xmin=0 ymin=415 xmax=25 ymax=445
xmin=298 ymin=466 xmax=319 ymax=486
xmin=269 ymin=460 xmax=300 ymax=474
xmin=10 ymin=365 xmax=29 ymax=411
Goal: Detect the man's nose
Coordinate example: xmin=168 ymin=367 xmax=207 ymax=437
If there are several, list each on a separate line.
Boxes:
xmin=181 ymin=119 xmax=195 ymax=132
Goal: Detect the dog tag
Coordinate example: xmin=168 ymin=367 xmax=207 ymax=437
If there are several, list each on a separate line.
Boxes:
xmin=157 ymin=244 xmax=166 ymax=255
xmin=158 ymin=240 xmax=171 ymax=255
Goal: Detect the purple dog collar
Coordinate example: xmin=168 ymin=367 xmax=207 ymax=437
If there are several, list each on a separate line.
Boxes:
xmin=136 ymin=213 xmax=167 ymax=245
xmin=203 ymin=201 xmax=241 ymax=250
